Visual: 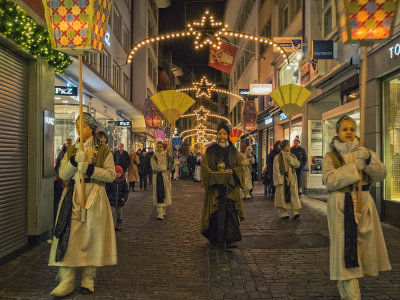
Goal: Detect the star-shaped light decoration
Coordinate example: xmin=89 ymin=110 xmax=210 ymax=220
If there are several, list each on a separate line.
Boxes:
xmin=193 ymin=76 xmax=216 ymax=99
xmin=187 ymin=10 xmax=228 ymax=50
xmin=193 ymin=106 xmax=210 ymax=122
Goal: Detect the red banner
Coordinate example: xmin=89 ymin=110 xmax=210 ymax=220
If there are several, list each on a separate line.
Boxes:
xmin=208 ymin=41 xmax=238 ymax=74
xmin=243 ymin=100 xmax=257 ymax=131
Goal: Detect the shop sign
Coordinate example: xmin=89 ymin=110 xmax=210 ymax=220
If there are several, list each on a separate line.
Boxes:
xmin=309 ymin=120 xmax=323 ymax=175
xmin=273 ymin=37 xmax=302 ymax=52
xmin=312 ymin=40 xmax=335 ymax=59
xmin=55 ymin=86 xmax=78 ymax=96
xmin=280 ymin=113 xmax=288 ymax=120
xmin=264 ymin=116 xmax=273 ymax=125
xmin=389 ymin=43 xmax=400 ymax=59
xmin=239 ymin=89 xmax=255 ymax=99
xmin=43 ymin=110 xmax=55 ymax=178
xmin=300 ymin=58 xmax=318 ymax=86
xmin=109 ymin=120 xmax=132 ymax=127
xmin=105 ymin=31 xmax=111 ymax=47
xmin=249 ymin=84 xmax=272 ymax=95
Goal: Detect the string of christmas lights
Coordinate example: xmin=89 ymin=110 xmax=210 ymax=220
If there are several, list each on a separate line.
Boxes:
xmin=127 ymin=10 xmax=288 ymax=64
xmin=180 ymin=105 xmax=231 ymax=124
xmin=0 ymin=0 xmax=72 ymax=73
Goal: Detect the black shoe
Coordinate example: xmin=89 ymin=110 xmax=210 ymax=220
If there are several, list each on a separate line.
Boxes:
xmin=281 ymin=216 xmax=289 ymax=220
xmin=80 ymin=287 xmax=93 ymax=294
xmin=226 ymin=242 xmax=237 ymax=249
xmin=293 ymin=214 xmax=301 ymax=220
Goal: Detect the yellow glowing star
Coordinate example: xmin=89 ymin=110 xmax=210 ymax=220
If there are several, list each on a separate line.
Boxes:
xmin=193 ymin=76 xmax=216 ymax=98
xmin=193 ymin=106 xmax=210 ymax=122
xmin=187 ymin=10 xmax=226 ymax=49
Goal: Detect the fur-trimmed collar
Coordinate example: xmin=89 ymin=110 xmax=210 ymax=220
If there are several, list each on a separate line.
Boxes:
xmin=331 ymin=136 xmax=359 ymax=155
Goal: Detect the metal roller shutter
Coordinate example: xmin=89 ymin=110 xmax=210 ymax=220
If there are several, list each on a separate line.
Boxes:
xmin=0 ymin=45 xmax=28 ymax=259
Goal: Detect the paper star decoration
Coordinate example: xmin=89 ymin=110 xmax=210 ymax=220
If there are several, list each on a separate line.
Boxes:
xmin=194 ymin=107 xmax=210 ymax=122
xmin=187 ymin=10 xmax=228 ymax=49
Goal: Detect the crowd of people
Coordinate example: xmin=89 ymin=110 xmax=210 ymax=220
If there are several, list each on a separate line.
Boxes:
xmin=51 ymin=112 xmax=391 ymax=299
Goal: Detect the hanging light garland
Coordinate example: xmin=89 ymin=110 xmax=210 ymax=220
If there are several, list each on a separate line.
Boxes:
xmin=180 ymin=105 xmax=231 ymax=124
xmin=180 ymin=122 xmax=217 ymax=146
xmin=127 ymin=10 xmax=288 ymax=64
xmin=0 ymin=0 xmax=72 ymax=73
xmin=177 ymin=76 xmax=245 ymax=102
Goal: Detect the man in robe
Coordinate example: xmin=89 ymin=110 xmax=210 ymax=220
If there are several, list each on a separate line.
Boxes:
xmin=201 ymin=123 xmax=245 ymax=249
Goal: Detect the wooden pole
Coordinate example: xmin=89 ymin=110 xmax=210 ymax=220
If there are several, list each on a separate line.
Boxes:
xmin=357 ymin=46 xmax=368 ymax=214
xmin=78 ymin=56 xmax=86 ymax=213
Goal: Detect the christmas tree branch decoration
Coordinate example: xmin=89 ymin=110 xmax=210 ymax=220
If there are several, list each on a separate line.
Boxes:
xmin=0 ymin=0 xmax=72 ymax=73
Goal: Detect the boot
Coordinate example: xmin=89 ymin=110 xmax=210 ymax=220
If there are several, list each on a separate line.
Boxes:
xmin=157 ymin=207 xmax=164 ymax=220
xmin=50 ymin=267 xmax=76 ymax=298
xmin=81 ymin=267 xmax=96 ymax=294
xmin=115 ymin=219 xmax=122 ymax=230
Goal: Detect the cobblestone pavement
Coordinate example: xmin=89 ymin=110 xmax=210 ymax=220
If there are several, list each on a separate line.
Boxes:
xmin=1 ymin=181 xmax=400 ymax=299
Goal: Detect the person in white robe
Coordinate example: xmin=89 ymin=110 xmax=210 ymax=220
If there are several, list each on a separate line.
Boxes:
xmin=173 ymin=153 xmax=180 ymax=181
xmin=273 ymin=139 xmax=301 ymax=219
xmin=48 ymin=113 xmax=117 ymax=298
xmin=322 ymin=115 xmax=391 ymax=300
xmin=240 ymin=144 xmax=255 ymax=199
xmin=194 ymin=152 xmax=202 ymax=182
xmin=151 ymin=142 xmax=174 ymax=219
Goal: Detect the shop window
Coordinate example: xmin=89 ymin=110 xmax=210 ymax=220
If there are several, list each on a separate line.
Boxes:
xmin=383 ymin=75 xmax=400 ymax=201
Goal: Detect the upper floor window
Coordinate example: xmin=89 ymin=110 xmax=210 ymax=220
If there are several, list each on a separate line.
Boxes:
xmin=113 ymin=8 xmax=122 ymax=42
xmin=100 ymin=50 xmax=111 ymax=82
xmin=113 ymin=60 xmax=121 ymax=91
xmin=322 ymin=0 xmax=337 ymax=38
xmin=260 ymin=19 xmax=271 ymax=55
xmin=123 ymin=73 xmax=130 ymax=100
xmin=283 ymin=5 xmax=289 ymax=31
xmin=122 ymin=25 xmax=130 ymax=54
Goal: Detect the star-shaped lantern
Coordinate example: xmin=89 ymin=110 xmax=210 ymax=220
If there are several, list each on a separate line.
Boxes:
xmin=194 ymin=106 xmax=210 ymax=122
xmin=187 ymin=10 xmax=228 ymax=49
xmin=193 ymin=76 xmax=216 ymax=98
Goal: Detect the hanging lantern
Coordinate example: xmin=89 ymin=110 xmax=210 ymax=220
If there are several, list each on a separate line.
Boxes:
xmin=338 ymin=0 xmax=400 ymax=43
xmin=42 ymin=0 xmax=113 ymax=54
xmin=242 ymin=100 xmax=257 ymax=131
xmin=143 ymin=98 xmax=164 ymax=128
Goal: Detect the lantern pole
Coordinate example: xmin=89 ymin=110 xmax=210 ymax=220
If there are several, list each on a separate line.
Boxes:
xmin=357 ymin=46 xmax=368 ymax=214
xmin=78 ymin=56 xmax=86 ymax=219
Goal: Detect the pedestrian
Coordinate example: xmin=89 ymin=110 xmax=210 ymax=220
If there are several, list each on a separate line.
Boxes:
xmin=127 ymin=148 xmax=139 ymax=191
xmin=201 ymin=123 xmax=245 ymax=249
xmin=106 ymin=165 xmax=129 ymax=230
xmin=265 ymin=141 xmax=281 ymax=197
xmin=54 ymin=138 xmax=72 ymax=173
xmin=97 ymin=131 xmax=108 ymax=146
xmin=240 ymin=143 xmax=255 ymax=200
xmin=173 ymin=153 xmax=180 ymax=181
xmin=322 ymin=115 xmax=391 ymax=299
xmin=250 ymin=147 xmax=258 ymax=196
xmin=147 ymin=147 xmax=154 ymax=186
xmin=138 ymin=149 xmax=151 ymax=190
xmin=290 ymin=138 xmax=307 ymax=195
xmin=194 ymin=152 xmax=202 ymax=182
xmin=273 ymin=139 xmax=301 ymax=220
xmin=113 ymin=143 xmax=130 ymax=174
xmin=187 ymin=152 xmax=196 ymax=180
xmin=178 ymin=154 xmax=186 ymax=179
xmin=151 ymin=142 xmax=174 ymax=219
xmin=48 ymin=112 xmax=116 ymax=297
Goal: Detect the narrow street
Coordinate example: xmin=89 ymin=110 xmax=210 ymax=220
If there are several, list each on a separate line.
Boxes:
xmin=0 ymin=181 xmax=400 ymax=299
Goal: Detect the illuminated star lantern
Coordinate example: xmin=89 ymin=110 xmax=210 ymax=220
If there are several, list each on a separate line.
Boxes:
xmin=187 ymin=10 xmax=228 ymax=49
xmin=338 ymin=0 xmax=400 ymax=43
xmin=193 ymin=106 xmax=210 ymax=122
xmin=193 ymin=76 xmax=215 ymax=98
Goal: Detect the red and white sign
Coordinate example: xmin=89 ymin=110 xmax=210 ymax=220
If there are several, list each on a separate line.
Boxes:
xmin=208 ymin=41 xmax=238 ymax=74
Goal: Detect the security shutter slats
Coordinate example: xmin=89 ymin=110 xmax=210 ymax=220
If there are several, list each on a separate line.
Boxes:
xmin=0 ymin=45 xmax=28 ymax=260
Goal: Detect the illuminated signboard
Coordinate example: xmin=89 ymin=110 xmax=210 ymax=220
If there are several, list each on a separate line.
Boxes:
xmin=238 ymin=89 xmax=255 ymax=99
xmin=249 ymin=84 xmax=273 ymax=95
xmin=105 ymin=31 xmax=111 ymax=47
xmin=280 ymin=113 xmax=288 ymax=120
xmin=264 ymin=116 xmax=273 ymax=125
xmin=55 ymin=86 xmax=78 ymax=96
xmin=109 ymin=120 xmax=132 ymax=127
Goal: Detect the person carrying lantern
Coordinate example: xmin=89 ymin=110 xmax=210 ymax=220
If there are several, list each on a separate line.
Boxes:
xmin=322 ymin=115 xmax=391 ymax=300
xmin=201 ymin=123 xmax=245 ymax=249
xmin=48 ymin=112 xmax=117 ymax=298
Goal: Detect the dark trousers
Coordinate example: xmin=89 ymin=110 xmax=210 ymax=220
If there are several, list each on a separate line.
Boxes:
xmin=148 ymin=173 xmax=153 ymax=185
xmin=129 ymin=181 xmax=135 ymax=191
xmin=296 ymin=168 xmax=302 ymax=193
xmin=140 ymin=174 xmax=147 ymax=190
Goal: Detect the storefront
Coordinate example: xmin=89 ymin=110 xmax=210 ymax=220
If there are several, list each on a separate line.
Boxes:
xmin=276 ymin=112 xmax=303 ymax=145
xmin=257 ymin=114 xmax=275 ymax=174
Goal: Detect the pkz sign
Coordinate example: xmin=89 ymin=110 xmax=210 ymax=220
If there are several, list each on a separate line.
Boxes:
xmin=389 ymin=43 xmax=400 ymax=59
xmin=109 ymin=120 xmax=132 ymax=127
xmin=55 ymin=86 xmax=78 ymax=96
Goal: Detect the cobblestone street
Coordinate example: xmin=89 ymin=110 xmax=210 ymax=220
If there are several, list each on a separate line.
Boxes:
xmin=1 ymin=181 xmax=400 ymax=299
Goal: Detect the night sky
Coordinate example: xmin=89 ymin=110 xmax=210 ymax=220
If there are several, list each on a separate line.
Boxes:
xmin=159 ymin=0 xmax=227 ymax=86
